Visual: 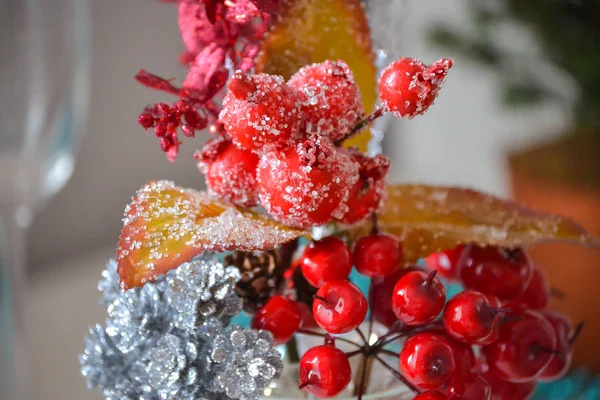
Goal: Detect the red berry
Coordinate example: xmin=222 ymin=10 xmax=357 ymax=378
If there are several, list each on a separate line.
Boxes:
xmin=424 ymin=245 xmax=466 ymax=282
xmin=379 ymin=57 xmax=452 ymax=118
xmin=219 ymin=72 xmax=301 ymax=151
xmin=369 ymin=267 xmax=417 ymax=328
xmin=251 ymin=295 xmax=302 ymax=343
xmin=482 ymin=310 xmax=556 ymax=382
xmin=414 ymin=391 xmax=448 ymax=400
xmin=484 ymin=372 xmax=536 ymax=400
xmin=312 ymin=280 xmax=368 ymax=334
xmin=288 ymin=60 xmax=364 ymax=141
xmin=445 ymin=373 xmax=491 ymax=400
xmin=443 ymin=291 xmax=503 ymax=345
xmin=299 ymin=345 xmax=351 ymax=398
xmin=301 ymin=236 xmax=352 ymax=288
xmin=257 ymin=139 xmax=358 ymax=228
xmin=460 ymin=247 xmax=533 ymax=301
xmin=446 ymin=336 xmax=476 ymax=373
xmin=506 ymin=266 xmax=551 ymax=312
xmin=399 ymin=333 xmax=457 ymax=389
xmin=198 ymin=138 xmax=260 ymax=207
xmin=353 ymin=233 xmax=402 ymax=278
xmin=538 ymin=312 xmax=573 ymax=381
xmin=392 ymin=270 xmax=446 ymax=326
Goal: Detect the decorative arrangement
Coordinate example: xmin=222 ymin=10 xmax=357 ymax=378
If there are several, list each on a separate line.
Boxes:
xmin=81 ymin=1 xmax=600 ymax=400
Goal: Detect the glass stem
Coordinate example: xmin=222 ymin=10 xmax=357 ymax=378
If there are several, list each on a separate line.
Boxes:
xmin=0 ymin=208 xmax=31 ymax=400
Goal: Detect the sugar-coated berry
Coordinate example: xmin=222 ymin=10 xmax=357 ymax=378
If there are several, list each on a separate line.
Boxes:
xmin=460 ymin=246 xmax=533 ymax=301
xmin=399 ymin=333 xmax=457 ymax=389
xmin=369 ymin=267 xmax=418 ymax=328
xmin=506 ymin=266 xmax=551 ymax=312
xmin=445 ymin=373 xmax=491 ymax=400
xmin=538 ymin=312 xmax=574 ymax=381
xmin=353 ymin=233 xmax=402 ymax=278
xmin=413 ymin=391 xmax=448 ymax=400
xmin=484 ymin=372 xmax=536 ymax=400
xmin=288 ymin=60 xmax=364 ymax=141
xmin=219 ymin=72 xmax=301 ymax=151
xmin=257 ymin=139 xmax=358 ymax=228
xmin=301 ymin=236 xmax=352 ymax=288
xmin=299 ymin=345 xmax=351 ymax=398
xmin=392 ymin=270 xmax=446 ymax=326
xmin=424 ymin=245 xmax=466 ymax=282
xmin=482 ymin=310 xmax=556 ymax=382
xmin=378 ymin=57 xmax=452 ymax=118
xmin=197 ymin=137 xmax=260 ymax=207
xmin=251 ymin=295 xmax=302 ymax=343
xmin=312 ymin=280 xmax=368 ymax=334
xmin=443 ymin=291 xmax=503 ymax=345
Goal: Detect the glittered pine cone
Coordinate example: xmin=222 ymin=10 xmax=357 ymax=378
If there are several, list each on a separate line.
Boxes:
xmin=291 ymin=261 xmax=318 ymax=308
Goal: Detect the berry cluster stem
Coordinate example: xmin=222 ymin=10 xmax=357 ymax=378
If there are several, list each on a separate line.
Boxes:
xmin=334 ymin=108 xmax=384 ymax=146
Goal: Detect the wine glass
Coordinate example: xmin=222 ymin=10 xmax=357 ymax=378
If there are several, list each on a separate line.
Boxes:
xmin=0 ymin=0 xmax=90 ymax=399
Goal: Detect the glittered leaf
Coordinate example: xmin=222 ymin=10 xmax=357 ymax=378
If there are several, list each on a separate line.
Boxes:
xmin=256 ymin=0 xmax=376 ymax=151
xmin=352 ymin=184 xmax=600 ymax=264
xmin=117 ymin=181 xmax=306 ymax=289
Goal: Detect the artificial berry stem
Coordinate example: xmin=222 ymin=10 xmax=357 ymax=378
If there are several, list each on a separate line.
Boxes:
xmin=345 ymin=349 xmax=365 ymax=358
xmin=550 ymin=287 xmax=567 ymax=300
xmin=370 ymin=213 xmax=380 ymax=235
xmin=325 ymin=334 xmax=336 ymax=347
xmin=298 ymin=382 xmax=310 ymax=390
xmin=355 ymin=355 xmax=369 ymax=400
xmin=313 ymin=295 xmax=331 ymax=304
xmin=356 ymin=328 xmax=368 ymax=346
xmin=569 ymin=322 xmax=584 ymax=347
xmin=425 ymin=270 xmax=438 ymax=287
xmin=334 ymin=108 xmax=384 ymax=146
xmin=376 ymin=357 xmax=420 ymax=394
xmin=296 ymin=329 xmax=362 ymax=349
xmin=380 ymin=349 xmax=400 ymax=358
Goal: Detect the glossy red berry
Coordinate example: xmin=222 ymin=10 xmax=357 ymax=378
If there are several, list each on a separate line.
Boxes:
xmin=482 ymin=310 xmax=556 ymax=382
xmin=379 ymin=57 xmax=452 ymax=118
xmin=424 ymin=245 xmax=466 ymax=281
xmin=251 ymin=296 xmax=302 ymax=343
xmin=413 ymin=391 xmax=448 ymax=400
xmin=198 ymin=138 xmax=260 ymax=207
xmin=443 ymin=291 xmax=503 ymax=345
xmin=353 ymin=233 xmax=402 ymax=278
xmin=288 ymin=60 xmax=364 ymax=141
xmin=369 ymin=267 xmax=417 ymax=328
xmin=219 ymin=72 xmax=301 ymax=151
xmin=484 ymin=372 xmax=536 ymax=400
xmin=312 ymin=280 xmax=368 ymax=334
xmin=301 ymin=236 xmax=352 ymax=288
xmin=539 ymin=312 xmax=574 ymax=381
xmin=299 ymin=345 xmax=351 ymax=398
xmin=506 ymin=266 xmax=551 ymax=312
xmin=257 ymin=139 xmax=358 ymax=228
xmin=392 ymin=270 xmax=446 ymax=326
xmin=446 ymin=336 xmax=476 ymax=373
xmin=399 ymin=333 xmax=457 ymax=389
xmin=445 ymin=373 xmax=491 ymax=400
xmin=460 ymin=246 xmax=533 ymax=301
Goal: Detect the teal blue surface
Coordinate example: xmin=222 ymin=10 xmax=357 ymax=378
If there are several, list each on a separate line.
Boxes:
xmin=532 ymin=370 xmax=600 ymax=399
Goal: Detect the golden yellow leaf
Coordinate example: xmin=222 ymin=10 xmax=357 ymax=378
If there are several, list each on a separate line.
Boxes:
xmin=351 ymin=184 xmax=600 ymax=264
xmin=256 ymin=0 xmax=377 ymax=151
xmin=117 ymin=181 xmax=306 ymax=289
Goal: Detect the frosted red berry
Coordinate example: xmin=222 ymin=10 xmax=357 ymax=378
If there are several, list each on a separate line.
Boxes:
xmin=399 ymin=333 xmax=457 ymax=389
xmin=299 ymin=345 xmax=351 ymax=398
xmin=219 ymin=72 xmax=301 ymax=151
xmin=392 ymin=270 xmax=446 ymax=326
xmin=445 ymin=373 xmax=491 ymax=400
xmin=484 ymin=372 xmax=536 ymax=400
xmin=353 ymin=233 xmax=402 ymax=278
xmin=460 ymin=246 xmax=533 ymax=301
xmin=257 ymin=139 xmax=358 ymax=228
xmin=288 ymin=60 xmax=364 ymax=141
xmin=424 ymin=245 xmax=466 ymax=282
xmin=506 ymin=266 xmax=551 ymax=312
xmin=369 ymin=267 xmax=418 ymax=328
xmin=443 ymin=291 xmax=503 ymax=345
xmin=413 ymin=392 xmax=448 ymax=400
xmin=252 ymin=295 xmax=302 ymax=343
xmin=379 ymin=57 xmax=452 ymax=118
xmin=198 ymin=138 xmax=260 ymax=207
xmin=482 ymin=310 xmax=556 ymax=382
xmin=301 ymin=236 xmax=353 ymax=288
xmin=539 ymin=312 xmax=574 ymax=381
xmin=313 ymin=280 xmax=368 ymax=334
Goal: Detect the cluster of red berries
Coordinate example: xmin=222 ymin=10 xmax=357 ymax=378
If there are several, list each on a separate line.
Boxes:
xmin=198 ymin=57 xmax=452 ymax=227
xmin=251 ymin=232 xmax=580 ymax=400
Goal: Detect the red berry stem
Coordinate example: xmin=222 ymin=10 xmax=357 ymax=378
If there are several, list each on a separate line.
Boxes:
xmin=371 ymin=213 xmax=380 ymax=235
xmin=334 ymin=108 xmax=384 ymax=146
xmin=550 ymin=287 xmax=567 ymax=300
xmin=298 ymin=381 xmax=310 ymax=390
xmin=324 ymin=334 xmax=336 ymax=347
xmin=355 ymin=355 xmax=370 ymax=400
xmin=376 ymin=321 xmax=443 ymax=349
xmin=379 ymin=349 xmax=400 ymax=358
xmin=356 ymin=327 xmax=369 ymax=346
xmin=425 ymin=270 xmax=438 ymax=287
xmin=375 ymin=356 xmax=420 ymax=394
xmin=285 ymin=337 xmax=301 ymax=363
xmin=313 ymin=295 xmax=332 ymax=304
xmin=296 ymin=329 xmax=363 ymax=349
xmin=367 ymin=282 xmax=376 ymax=339
xmin=345 ymin=349 xmax=365 ymax=358
xmin=569 ymin=322 xmax=584 ymax=347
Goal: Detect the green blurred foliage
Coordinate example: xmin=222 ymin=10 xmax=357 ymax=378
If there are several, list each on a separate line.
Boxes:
xmin=430 ymin=0 xmax=600 ymax=131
